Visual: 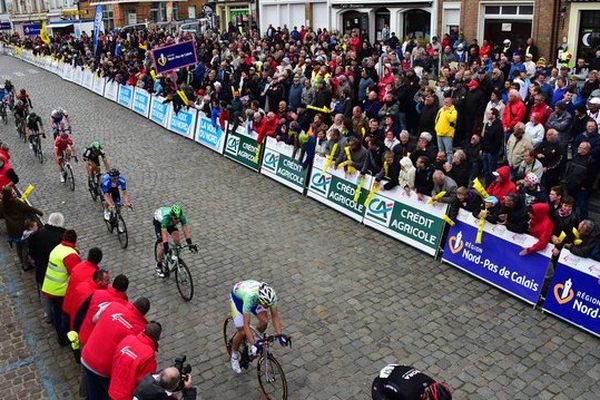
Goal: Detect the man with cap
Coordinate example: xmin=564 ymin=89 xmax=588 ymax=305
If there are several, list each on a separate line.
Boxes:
xmin=372 ymin=364 xmax=452 ymax=400
xmin=546 ymin=101 xmax=573 ymax=147
xmin=410 ymin=132 xmax=437 ymax=165
xmin=28 ymin=212 xmax=66 ymax=322
xmin=587 ymin=97 xmax=600 ymax=126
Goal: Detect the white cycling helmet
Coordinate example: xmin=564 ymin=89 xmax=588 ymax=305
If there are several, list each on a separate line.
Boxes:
xmin=258 ymin=283 xmax=276 ymax=307
xmin=51 ymin=109 xmax=60 ymax=118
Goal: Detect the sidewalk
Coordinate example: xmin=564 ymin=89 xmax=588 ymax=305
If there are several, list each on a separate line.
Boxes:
xmin=0 ymin=242 xmax=77 ymax=399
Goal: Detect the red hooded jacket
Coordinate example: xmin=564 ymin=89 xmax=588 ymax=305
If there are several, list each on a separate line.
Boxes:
xmin=526 ymin=203 xmax=554 ymax=254
xmin=70 ymin=281 xmax=104 ymax=330
xmin=63 ymin=260 xmax=99 ymax=317
xmin=502 ymin=99 xmax=526 ymax=130
xmin=77 ymin=287 xmax=129 ymax=345
xmin=108 ymin=332 xmax=158 ymax=400
xmin=81 ymin=301 xmax=147 ymax=377
xmin=486 ymin=166 xmax=516 ymax=202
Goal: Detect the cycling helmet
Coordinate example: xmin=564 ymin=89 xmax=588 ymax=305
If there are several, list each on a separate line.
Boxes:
xmin=91 ymin=141 xmax=101 ymax=150
xmin=29 ymin=112 xmax=37 ymax=119
xmin=258 ymin=283 xmax=276 ymax=307
xmin=16 ymin=100 xmax=23 ymax=107
xmin=19 ymin=88 xmax=26 ymax=94
xmin=107 ymin=168 xmax=120 ymax=177
xmin=58 ymin=107 xmax=66 ymax=114
xmin=51 ymin=109 xmax=60 ymax=118
xmin=170 ymin=204 xmax=182 ymax=219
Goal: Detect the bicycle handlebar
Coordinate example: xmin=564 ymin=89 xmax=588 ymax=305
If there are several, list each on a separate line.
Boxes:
xmin=257 ymin=334 xmax=292 ymax=349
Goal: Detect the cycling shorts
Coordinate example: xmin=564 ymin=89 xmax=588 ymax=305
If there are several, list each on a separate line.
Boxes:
xmin=105 ymin=188 xmax=121 ymax=204
xmin=229 ymin=291 xmax=266 ymax=328
xmin=153 ymin=219 xmax=178 ymax=241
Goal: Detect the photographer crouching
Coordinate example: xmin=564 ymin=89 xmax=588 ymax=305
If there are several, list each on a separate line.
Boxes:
xmin=134 ymin=355 xmax=197 ymax=400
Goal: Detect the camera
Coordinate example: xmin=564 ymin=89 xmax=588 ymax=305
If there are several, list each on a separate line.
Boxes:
xmin=174 ymin=355 xmax=192 ymax=391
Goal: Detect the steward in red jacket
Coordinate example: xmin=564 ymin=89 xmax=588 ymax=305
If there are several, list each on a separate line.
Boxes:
xmin=63 ymin=248 xmax=103 ymax=319
xmin=70 ymin=270 xmax=109 ymax=329
xmin=81 ymin=298 xmax=150 ymax=377
xmin=108 ymin=324 xmax=161 ymax=400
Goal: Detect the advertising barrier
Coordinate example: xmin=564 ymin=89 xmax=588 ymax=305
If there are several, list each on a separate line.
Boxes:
xmin=543 ymin=250 xmax=600 ymax=337
xmin=132 ymin=88 xmax=151 ymax=118
xmin=442 ymin=209 xmax=551 ymax=305
xmin=149 ymin=96 xmax=170 ymax=127
xmin=307 ymin=155 xmax=373 ymax=222
xmin=167 ymin=105 xmax=196 ymax=139
xmin=61 ymin=63 xmax=72 ymax=81
xmin=151 ymin=40 xmax=198 ymax=74
xmin=260 ymin=137 xmax=308 ymax=193
xmin=224 ymin=125 xmax=261 ymax=171
xmin=82 ymin=68 xmax=94 ymax=90
xmin=194 ymin=112 xmax=227 ymax=154
xmin=363 ymin=186 xmax=448 ymax=256
xmin=117 ymin=84 xmax=134 ymax=109
xmin=52 ymin=59 xmax=60 ymax=75
xmin=104 ymin=80 xmax=119 ymax=102
xmin=92 ymin=74 xmax=105 ymax=96
xmin=74 ymin=66 xmax=84 ymax=86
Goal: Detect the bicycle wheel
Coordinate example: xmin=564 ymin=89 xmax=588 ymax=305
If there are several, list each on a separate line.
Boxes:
xmin=66 ymin=164 xmax=75 ymax=191
xmin=175 ymin=258 xmax=194 ymax=301
xmin=223 ymin=317 xmax=235 ymax=357
xmin=36 ymin=138 xmax=44 ymax=164
xmin=88 ymin=177 xmax=98 ymax=201
xmin=154 ymin=240 xmax=161 ymax=263
xmin=116 ymin=213 xmax=128 ymax=249
xmin=257 ymin=354 xmax=288 ymax=400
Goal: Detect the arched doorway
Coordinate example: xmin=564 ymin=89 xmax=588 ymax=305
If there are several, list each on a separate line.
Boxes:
xmin=343 ymin=10 xmax=368 ymax=37
xmin=403 ymin=9 xmax=431 ymax=39
xmin=375 ymin=8 xmax=390 ymax=41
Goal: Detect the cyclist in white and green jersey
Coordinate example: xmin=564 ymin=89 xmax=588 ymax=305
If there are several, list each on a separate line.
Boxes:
xmin=153 ymin=204 xmax=197 ymax=277
xmin=229 ymin=280 xmax=287 ymax=373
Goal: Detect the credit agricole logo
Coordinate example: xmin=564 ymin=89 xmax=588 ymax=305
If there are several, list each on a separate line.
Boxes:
xmin=226 ymin=135 xmax=240 ymax=156
xmin=366 ymin=197 xmax=394 ymax=225
xmin=263 ymin=152 xmax=279 ymax=172
xmin=311 ymin=172 xmax=331 ymax=195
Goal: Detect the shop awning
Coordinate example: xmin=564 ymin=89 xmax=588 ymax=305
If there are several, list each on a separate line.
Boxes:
xmin=90 ymin=0 xmax=185 ymax=4
xmin=47 ymin=21 xmax=75 ymax=28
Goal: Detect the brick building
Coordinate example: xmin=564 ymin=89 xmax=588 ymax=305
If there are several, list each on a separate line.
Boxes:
xmin=80 ymin=0 xmax=206 ymax=30
xmin=439 ymin=0 xmax=561 ymax=60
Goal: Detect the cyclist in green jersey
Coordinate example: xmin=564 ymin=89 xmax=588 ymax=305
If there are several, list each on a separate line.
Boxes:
xmin=153 ymin=204 xmax=198 ymax=277
xmin=25 ymin=112 xmax=45 ymax=148
xmin=229 ymin=280 xmax=287 ymax=373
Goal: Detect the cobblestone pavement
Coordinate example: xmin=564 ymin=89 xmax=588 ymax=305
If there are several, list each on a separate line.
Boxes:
xmin=0 ymin=55 xmax=599 ymax=400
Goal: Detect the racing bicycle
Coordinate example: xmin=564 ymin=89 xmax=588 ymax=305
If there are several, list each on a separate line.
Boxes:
xmin=87 ymin=171 xmax=102 ymax=202
xmin=59 ymin=149 xmax=76 ymax=191
xmin=154 ymin=242 xmax=195 ymax=301
xmin=0 ymin=101 xmax=7 ymax=124
xmin=104 ymin=203 xmax=132 ymax=249
xmin=223 ymin=318 xmax=291 ymax=400
xmin=29 ymin=130 xmax=44 ymax=163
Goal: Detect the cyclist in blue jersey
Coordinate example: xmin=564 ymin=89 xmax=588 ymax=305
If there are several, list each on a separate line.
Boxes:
xmin=101 ymin=168 xmax=130 ymax=221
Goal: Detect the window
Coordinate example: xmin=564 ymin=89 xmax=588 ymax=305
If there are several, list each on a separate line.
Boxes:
xmin=151 ymin=2 xmax=166 ymax=22
xmin=485 ymin=6 xmax=500 ymax=15
xmin=485 ymin=4 xmax=533 ymax=17
xmin=502 ymin=6 xmax=517 ymax=15
xmin=520 ymin=6 xmax=533 ymax=15
xmin=103 ymin=5 xmax=114 ymax=31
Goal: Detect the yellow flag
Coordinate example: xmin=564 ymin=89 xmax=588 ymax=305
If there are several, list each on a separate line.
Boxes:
xmin=40 ymin=21 xmax=51 ymax=45
xmin=20 ymin=184 xmax=35 ymax=202
xmin=177 ymin=90 xmax=189 ymax=106
xmin=150 ymin=69 xmax=157 ymax=81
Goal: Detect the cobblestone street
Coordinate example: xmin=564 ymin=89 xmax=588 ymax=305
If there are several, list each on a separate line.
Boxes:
xmin=0 ymin=54 xmax=599 ymax=400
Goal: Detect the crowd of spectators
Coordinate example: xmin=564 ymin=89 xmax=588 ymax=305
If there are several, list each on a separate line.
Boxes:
xmin=2 ymin=20 xmax=600 ymax=393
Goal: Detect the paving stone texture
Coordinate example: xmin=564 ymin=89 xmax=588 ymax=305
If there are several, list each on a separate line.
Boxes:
xmin=0 ymin=55 xmax=598 ymax=400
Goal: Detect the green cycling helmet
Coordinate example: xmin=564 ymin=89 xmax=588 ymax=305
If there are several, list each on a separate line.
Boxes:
xmin=170 ymin=204 xmax=182 ymax=219
xmin=91 ymin=141 xmax=101 ymax=150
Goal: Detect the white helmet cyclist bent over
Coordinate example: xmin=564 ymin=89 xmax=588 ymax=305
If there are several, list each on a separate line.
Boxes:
xmin=228 ymin=280 xmax=287 ymax=373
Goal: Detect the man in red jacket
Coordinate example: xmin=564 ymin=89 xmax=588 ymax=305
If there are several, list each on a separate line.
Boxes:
xmin=502 ymin=89 xmax=526 ymax=133
xmin=108 ymin=322 xmax=162 ymax=400
xmin=63 ymin=247 xmax=103 ymax=328
xmin=519 ymin=203 xmax=554 ymax=255
xmin=486 ymin=166 xmax=516 ymax=203
xmin=74 ymin=274 xmax=129 ymax=346
xmin=71 ymin=269 xmax=110 ymax=328
xmin=81 ymin=297 xmax=150 ymax=400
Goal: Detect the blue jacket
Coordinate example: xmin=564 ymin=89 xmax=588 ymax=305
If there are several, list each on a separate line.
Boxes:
xmin=573 ymin=131 xmax=600 ymax=162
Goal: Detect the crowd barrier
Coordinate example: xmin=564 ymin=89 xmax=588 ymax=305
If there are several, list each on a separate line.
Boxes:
xmin=4 ymin=46 xmax=598 ymax=338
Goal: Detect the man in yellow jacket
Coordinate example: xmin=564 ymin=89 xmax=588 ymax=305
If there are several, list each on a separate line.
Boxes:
xmin=41 ymin=229 xmax=81 ymax=346
xmin=435 ymin=97 xmax=458 ymax=163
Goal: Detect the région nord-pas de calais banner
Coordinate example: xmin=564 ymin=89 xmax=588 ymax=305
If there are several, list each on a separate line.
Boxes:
xmin=151 ymin=40 xmax=198 ymax=75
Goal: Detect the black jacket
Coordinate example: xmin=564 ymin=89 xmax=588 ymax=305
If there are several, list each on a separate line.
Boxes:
xmin=414 ymin=166 xmax=434 ymax=195
xmin=481 ymin=119 xmax=503 ymax=154
xmin=28 ymin=224 xmax=65 ymax=284
xmin=134 ymin=375 xmax=197 ymax=400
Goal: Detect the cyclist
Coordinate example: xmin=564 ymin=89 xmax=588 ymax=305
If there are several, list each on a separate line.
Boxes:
xmin=54 ymin=128 xmax=76 ymax=182
xmin=372 ymin=365 xmax=452 ymax=400
xmin=4 ymin=80 xmax=15 ymax=108
xmin=50 ymin=108 xmax=71 ymax=138
xmin=153 ymin=204 xmax=198 ymax=278
xmin=13 ymin=100 xmax=27 ymax=134
xmin=101 ymin=168 xmax=131 ymax=222
xmin=0 ymin=89 xmax=8 ymax=123
xmin=228 ymin=280 xmax=287 ymax=374
xmin=83 ymin=141 xmax=110 ymax=183
xmin=25 ymin=111 xmax=45 ymax=149
xmin=16 ymin=88 xmax=32 ymax=111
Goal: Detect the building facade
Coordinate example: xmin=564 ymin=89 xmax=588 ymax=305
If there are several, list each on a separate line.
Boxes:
xmin=562 ymin=0 xmax=600 ymax=62
xmin=439 ymin=0 xmax=560 ymax=60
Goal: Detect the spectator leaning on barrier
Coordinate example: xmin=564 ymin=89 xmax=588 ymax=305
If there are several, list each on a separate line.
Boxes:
xmin=0 ymin=154 xmax=18 ymax=189
xmin=491 ymin=192 xmax=528 ymax=234
xmin=109 ymin=322 xmax=162 ymax=400
xmin=519 ymin=203 xmax=554 ymax=256
xmin=431 ymin=170 xmax=457 ymax=204
xmin=560 ymin=220 xmax=600 ymax=260
xmin=41 ymin=229 xmax=80 ymax=346
xmin=486 ymin=166 xmax=516 ymax=203
xmin=519 ymin=173 xmax=548 ymax=206
xmin=415 ymin=156 xmax=435 ymax=201
xmin=550 ymin=195 xmax=579 ymax=246
xmin=28 ymin=212 xmax=65 ymax=322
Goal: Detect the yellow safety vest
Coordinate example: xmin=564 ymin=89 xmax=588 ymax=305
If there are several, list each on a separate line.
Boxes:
xmin=41 ymin=244 xmax=77 ymax=296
